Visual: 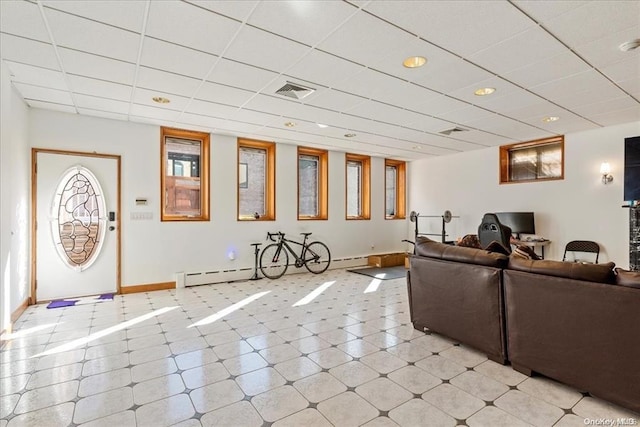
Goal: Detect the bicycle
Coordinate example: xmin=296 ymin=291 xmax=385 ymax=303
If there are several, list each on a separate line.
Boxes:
xmin=259 ymin=232 xmax=331 ymax=279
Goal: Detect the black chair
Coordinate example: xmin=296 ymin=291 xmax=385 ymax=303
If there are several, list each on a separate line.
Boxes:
xmin=478 ymin=213 xmax=512 ymax=252
xmin=562 ymin=240 xmax=600 ymax=263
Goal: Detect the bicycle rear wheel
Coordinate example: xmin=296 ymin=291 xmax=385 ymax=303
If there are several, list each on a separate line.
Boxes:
xmin=304 ymin=241 xmax=331 ymax=274
xmin=259 ymin=243 xmax=289 ymax=279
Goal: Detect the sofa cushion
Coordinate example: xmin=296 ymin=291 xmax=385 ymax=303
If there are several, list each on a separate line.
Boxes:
xmin=508 ymin=256 xmax=615 ymax=284
xmin=457 ymin=234 xmax=481 ymax=249
xmin=615 ymin=268 xmax=640 ymax=289
xmin=415 ymin=236 xmax=509 ymax=268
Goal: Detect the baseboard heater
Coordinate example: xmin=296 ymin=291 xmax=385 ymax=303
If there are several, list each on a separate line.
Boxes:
xmin=183 ymin=256 xmax=368 ymax=287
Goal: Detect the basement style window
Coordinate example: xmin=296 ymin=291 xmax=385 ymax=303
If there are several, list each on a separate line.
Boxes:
xmin=238 ymin=138 xmax=275 ymax=221
xmin=346 ymin=153 xmax=371 ymax=220
xmin=385 ymin=159 xmax=406 ymax=220
xmin=161 ymin=127 xmax=210 ymax=221
xmin=298 ymin=146 xmax=328 ymax=220
xmin=500 ymin=136 xmax=564 ymax=184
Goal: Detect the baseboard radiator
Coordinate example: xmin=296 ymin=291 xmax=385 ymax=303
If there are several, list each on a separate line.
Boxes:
xmin=183 ymin=256 xmax=368 ymax=287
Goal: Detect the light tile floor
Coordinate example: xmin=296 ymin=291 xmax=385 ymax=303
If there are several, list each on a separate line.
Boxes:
xmin=1 ymin=269 xmax=638 ymax=427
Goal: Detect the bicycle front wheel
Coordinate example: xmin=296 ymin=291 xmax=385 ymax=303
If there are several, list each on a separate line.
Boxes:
xmin=304 ymin=241 xmax=331 ymax=274
xmin=259 ymin=243 xmax=289 ymax=279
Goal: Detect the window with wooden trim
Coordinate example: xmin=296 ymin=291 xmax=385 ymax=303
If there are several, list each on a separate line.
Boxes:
xmin=385 ymin=159 xmax=406 ymax=220
xmin=161 ymin=127 xmax=210 ymax=221
xmin=238 ymin=138 xmax=275 ymax=221
xmin=346 ymin=153 xmax=370 ymax=220
xmin=298 ymin=146 xmax=328 ymax=220
xmin=500 ymin=136 xmax=564 ymax=184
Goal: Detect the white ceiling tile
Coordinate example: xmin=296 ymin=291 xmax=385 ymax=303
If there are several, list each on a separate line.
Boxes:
xmin=74 ymin=93 xmax=130 ymax=115
xmin=76 ymin=108 xmax=128 ymax=122
xmin=44 ymin=8 xmax=140 ymax=63
xmin=0 ymin=34 xmax=59 ymax=70
xmin=133 ymin=88 xmax=190 ymax=112
xmin=333 ymin=68 xmax=399 ymax=100
xmin=27 ymin=100 xmax=76 ymax=114
xmin=470 ymin=27 xmax=567 ymax=75
xmin=413 ymin=134 xmax=483 ymax=152
xmin=129 ymin=115 xmax=172 ymax=128
xmin=230 ymin=109 xmax=279 ymax=126
xmin=364 ymin=1 xmax=536 ymax=57
xmin=413 ymin=58 xmax=493 ymax=94
xmin=130 ymin=104 xmax=181 ymax=122
xmin=42 ymin=0 xmax=146 ymax=32
xmin=448 ymin=130 xmax=514 ymax=147
xmin=540 ymin=1 xmax=640 ymax=46
xmin=185 ymin=99 xmax=239 ymax=118
xmin=511 ymin=1 xmax=588 ymax=23
xmin=502 ymin=52 xmax=591 ymax=89
xmin=207 ymin=59 xmax=278 ymax=92
xmin=437 ymin=106 xmax=496 ymax=127
xmin=224 ymin=25 xmax=310 ymax=73
xmin=589 ymin=106 xmax=640 ymax=127
xmin=403 ymin=115 xmax=456 ymax=133
xmin=476 ymin=89 xmax=544 ymax=116
xmin=146 ymin=1 xmax=242 ymax=56
xmin=287 ymin=50 xmax=364 ymax=89
xmin=504 ymin=102 xmax=569 ymax=123
xmin=140 ymin=37 xmax=217 ymax=80
xmin=446 ymin=77 xmax=521 ymax=105
xmin=14 ymin=82 xmax=74 ymax=106
xmin=373 ymin=82 xmax=441 ymax=112
xmin=531 ymin=70 xmax=617 ymax=102
xmin=195 ymin=81 xmax=254 ymax=107
xmin=249 ymin=1 xmax=357 ymax=47
xmin=571 ymin=96 xmax=639 ymax=117
xmin=0 ymin=0 xmax=50 ymax=42
xmin=304 ymin=89 xmax=366 ymax=112
xmin=179 ymin=112 xmax=228 ymax=131
xmin=346 ymin=100 xmax=409 ymax=125
xmin=617 ymin=77 xmax=640 ymax=98
xmin=242 ymin=94 xmax=301 ymax=118
xmin=5 ymin=61 xmax=67 ymax=90
xmin=600 ymin=55 xmax=640 ymax=85
xmin=572 ymin=26 xmax=640 ymax=69
xmin=411 ymin=95 xmax=471 ymax=116
xmin=215 ymin=120 xmax=264 ymax=135
xmin=534 ymin=113 xmax=600 ymax=135
xmin=59 ymin=48 xmax=135 ymax=85
xmin=136 ymin=67 xmax=201 ymax=98
xmin=464 ymin=113 xmax=546 ymax=141
xmin=189 ymin=1 xmax=259 ymax=22
xmin=317 ymin=9 xmax=411 ymax=67
xmin=68 ymin=75 xmax=132 ymax=102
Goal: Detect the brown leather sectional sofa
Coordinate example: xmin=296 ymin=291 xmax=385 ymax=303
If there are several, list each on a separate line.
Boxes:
xmin=407 ymin=237 xmax=640 ymax=413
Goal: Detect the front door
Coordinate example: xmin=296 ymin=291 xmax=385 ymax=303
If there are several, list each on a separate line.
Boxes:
xmin=34 ymin=150 xmax=120 ymax=302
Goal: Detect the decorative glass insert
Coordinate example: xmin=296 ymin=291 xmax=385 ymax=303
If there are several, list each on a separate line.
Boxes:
xmin=51 ymin=166 xmax=106 ymax=271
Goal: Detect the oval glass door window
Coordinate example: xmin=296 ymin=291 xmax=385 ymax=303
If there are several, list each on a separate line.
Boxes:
xmin=50 ymin=166 xmax=107 ymax=271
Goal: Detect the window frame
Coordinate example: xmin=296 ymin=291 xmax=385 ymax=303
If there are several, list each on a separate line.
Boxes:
xmin=385 ymin=159 xmax=406 ymax=220
xmin=345 ymin=153 xmax=371 ymax=220
xmin=160 ymin=126 xmax=210 ymax=222
xmin=237 ymin=138 xmax=276 ymax=221
xmin=297 ymin=146 xmax=328 ymax=220
xmin=499 ymin=136 xmax=564 ymax=184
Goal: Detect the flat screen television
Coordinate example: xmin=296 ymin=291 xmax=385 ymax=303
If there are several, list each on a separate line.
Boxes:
xmin=495 ymin=212 xmax=535 ymax=239
xmin=624 ymin=136 xmax=640 ymax=203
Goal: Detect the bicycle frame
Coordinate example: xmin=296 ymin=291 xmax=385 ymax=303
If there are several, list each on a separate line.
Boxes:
xmin=267 ymin=232 xmax=310 ymax=265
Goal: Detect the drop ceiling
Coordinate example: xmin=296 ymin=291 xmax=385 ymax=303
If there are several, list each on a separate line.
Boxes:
xmin=1 ymin=0 xmax=638 ymax=160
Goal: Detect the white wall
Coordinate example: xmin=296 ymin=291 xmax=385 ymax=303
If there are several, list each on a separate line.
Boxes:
xmin=29 ymin=109 xmax=407 ymax=287
xmin=1 ymin=61 xmax=30 ymax=331
xmin=408 ymin=121 xmax=640 ymax=267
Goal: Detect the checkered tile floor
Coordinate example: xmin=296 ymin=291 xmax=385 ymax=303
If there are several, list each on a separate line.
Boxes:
xmin=1 ymin=268 xmax=638 ymax=426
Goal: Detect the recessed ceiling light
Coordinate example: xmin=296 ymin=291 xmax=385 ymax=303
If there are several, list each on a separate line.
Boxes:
xmin=619 ymin=39 xmax=640 ymax=52
xmin=284 ymin=122 xmax=296 ymax=127
xmin=317 ymin=123 xmax=329 ymax=128
xmin=402 ymin=56 xmax=427 ymax=68
xmin=474 ymin=87 xmax=496 ymax=96
xmin=152 ymin=96 xmax=170 ymax=104
xmin=542 ymin=116 xmax=560 ymax=123
xmin=344 ymin=133 xmax=356 ymax=138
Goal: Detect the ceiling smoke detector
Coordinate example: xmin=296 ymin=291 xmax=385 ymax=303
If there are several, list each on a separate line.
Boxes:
xmin=439 ymin=127 xmax=468 ymax=136
xmin=275 ymin=81 xmax=316 ymax=100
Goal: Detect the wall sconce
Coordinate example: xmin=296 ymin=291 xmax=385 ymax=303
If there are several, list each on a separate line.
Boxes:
xmin=600 ymin=162 xmax=613 ymax=184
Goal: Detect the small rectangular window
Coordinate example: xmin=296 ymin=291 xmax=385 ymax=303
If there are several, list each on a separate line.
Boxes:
xmin=385 ymin=159 xmax=406 ymax=220
xmin=238 ymin=139 xmax=275 ymax=221
xmin=500 ymin=136 xmax=564 ymax=184
xmin=161 ymin=127 xmax=210 ymax=221
xmin=346 ymin=153 xmax=370 ymax=220
xmin=298 ymin=146 xmax=328 ymax=220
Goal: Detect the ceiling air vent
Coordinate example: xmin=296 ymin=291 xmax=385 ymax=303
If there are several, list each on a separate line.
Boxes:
xmin=275 ymin=82 xmax=315 ymax=100
xmin=439 ymin=126 xmax=468 ymax=136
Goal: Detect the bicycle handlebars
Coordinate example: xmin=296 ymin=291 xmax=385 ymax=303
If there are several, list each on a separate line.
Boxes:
xmin=266 ymin=232 xmax=284 ymax=241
